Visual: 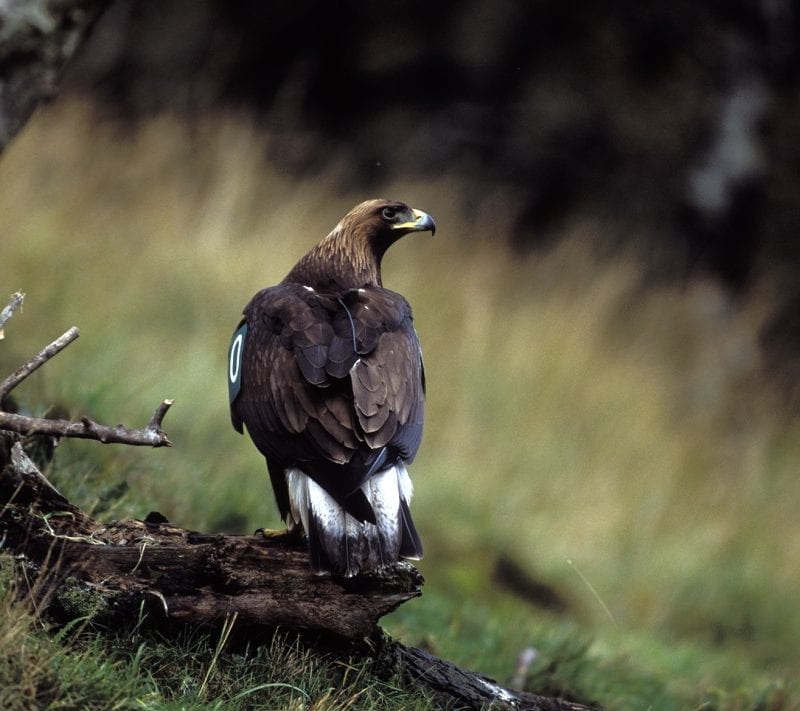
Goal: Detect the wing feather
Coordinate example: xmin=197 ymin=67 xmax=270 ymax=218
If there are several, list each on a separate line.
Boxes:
xmin=231 ymin=282 xmax=425 ymax=519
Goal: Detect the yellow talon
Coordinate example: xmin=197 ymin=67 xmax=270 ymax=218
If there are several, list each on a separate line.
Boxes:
xmin=254 ymin=527 xmax=289 ymax=538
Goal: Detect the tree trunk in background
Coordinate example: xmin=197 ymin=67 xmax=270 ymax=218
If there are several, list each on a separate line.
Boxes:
xmin=0 ymin=0 xmax=110 ymax=153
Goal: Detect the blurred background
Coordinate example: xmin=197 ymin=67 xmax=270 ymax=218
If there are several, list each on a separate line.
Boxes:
xmin=2 ymin=0 xmax=799 ymax=706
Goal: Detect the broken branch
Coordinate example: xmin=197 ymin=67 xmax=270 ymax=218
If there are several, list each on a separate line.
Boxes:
xmin=0 ymin=400 xmax=173 ymax=447
xmin=0 ymin=291 xmax=25 ymax=336
xmin=0 ymin=326 xmax=80 ymax=398
xmin=0 ymin=305 xmax=173 ymax=447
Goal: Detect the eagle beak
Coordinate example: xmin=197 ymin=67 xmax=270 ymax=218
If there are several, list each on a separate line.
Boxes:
xmin=392 ymin=208 xmax=436 ymax=236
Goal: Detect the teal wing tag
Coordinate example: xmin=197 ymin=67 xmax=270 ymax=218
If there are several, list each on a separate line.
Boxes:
xmin=228 ymin=322 xmax=248 ymax=405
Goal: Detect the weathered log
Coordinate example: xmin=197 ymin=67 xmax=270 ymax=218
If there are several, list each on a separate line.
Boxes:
xmin=0 ymin=435 xmax=592 ymax=710
xmin=0 ymin=435 xmax=421 ymax=640
xmin=373 ymin=637 xmax=592 ymax=711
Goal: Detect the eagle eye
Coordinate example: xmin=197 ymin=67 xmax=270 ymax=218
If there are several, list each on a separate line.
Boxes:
xmin=381 ymin=206 xmax=399 ymax=221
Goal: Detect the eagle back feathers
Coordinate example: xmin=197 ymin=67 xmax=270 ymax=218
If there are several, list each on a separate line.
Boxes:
xmin=232 ymin=283 xmax=424 ymax=513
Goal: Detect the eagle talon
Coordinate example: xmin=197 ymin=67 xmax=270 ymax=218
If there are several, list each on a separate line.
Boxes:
xmin=254 ymin=527 xmax=289 ymax=538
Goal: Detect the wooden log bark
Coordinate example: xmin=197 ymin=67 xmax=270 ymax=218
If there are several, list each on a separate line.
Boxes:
xmin=373 ymin=637 xmax=591 ymax=711
xmin=0 ymin=433 xmax=593 ymax=710
xmin=0 ymin=434 xmax=421 ymax=640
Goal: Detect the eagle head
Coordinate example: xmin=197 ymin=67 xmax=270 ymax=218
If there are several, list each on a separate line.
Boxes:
xmin=286 ymin=199 xmax=436 ymax=290
xmin=345 ymin=198 xmax=436 ymax=253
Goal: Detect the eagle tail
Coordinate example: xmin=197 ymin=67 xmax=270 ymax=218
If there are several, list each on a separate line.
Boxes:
xmin=286 ymin=464 xmax=422 ymax=576
xmin=398 ymin=497 xmax=423 ymax=560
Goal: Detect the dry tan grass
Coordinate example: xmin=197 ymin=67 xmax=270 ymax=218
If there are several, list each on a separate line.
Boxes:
xmin=2 ymin=101 xmax=799 ymax=684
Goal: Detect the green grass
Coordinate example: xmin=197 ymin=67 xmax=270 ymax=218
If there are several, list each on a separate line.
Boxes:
xmin=0 ymin=561 xmax=437 ymax=710
xmin=2 ymin=101 xmax=800 ymax=708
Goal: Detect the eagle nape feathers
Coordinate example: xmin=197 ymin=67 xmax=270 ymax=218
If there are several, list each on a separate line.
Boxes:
xmin=229 ymin=199 xmax=434 ymax=576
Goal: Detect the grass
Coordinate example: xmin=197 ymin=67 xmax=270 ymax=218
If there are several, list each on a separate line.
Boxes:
xmin=1 ymin=100 xmax=800 ymax=708
xmin=0 ymin=561 xmax=436 ymax=710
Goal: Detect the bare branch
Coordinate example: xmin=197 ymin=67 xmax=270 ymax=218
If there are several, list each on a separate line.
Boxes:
xmin=0 ymin=303 xmax=173 ymax=448
xmin=0 ymin=326 xmax=80 ymax=397
xmin=0 ymin=291 xmax=25 ymax=337
xmin=147 ymin=399 xmax=175 ymax=432
xmin=0 ymin=401 xmax=173 ymax=447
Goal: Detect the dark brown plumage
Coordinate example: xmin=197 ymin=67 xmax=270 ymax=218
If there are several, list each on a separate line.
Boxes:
xmin=229 ymin=199 xmax=435 ymax=575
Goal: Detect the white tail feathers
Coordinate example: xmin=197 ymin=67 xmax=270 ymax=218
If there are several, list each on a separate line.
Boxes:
xmin=285 ymin=463 xmax=420 ymax=576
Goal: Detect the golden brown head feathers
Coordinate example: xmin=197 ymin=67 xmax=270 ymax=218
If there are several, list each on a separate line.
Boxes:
xmin=284 ymin=199 xmax=435 ymax=291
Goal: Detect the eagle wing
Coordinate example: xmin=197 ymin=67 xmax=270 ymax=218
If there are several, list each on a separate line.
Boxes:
xmin=230 ymin=282 xmax=424 ymax=521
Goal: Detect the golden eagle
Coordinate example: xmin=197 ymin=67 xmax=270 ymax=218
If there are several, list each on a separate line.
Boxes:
xmin=229 ymin=199 xmax=435 ymax=576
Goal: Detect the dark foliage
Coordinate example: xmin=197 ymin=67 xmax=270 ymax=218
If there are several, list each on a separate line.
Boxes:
xmin=61 ymin=0 xmax=800 ymax=386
